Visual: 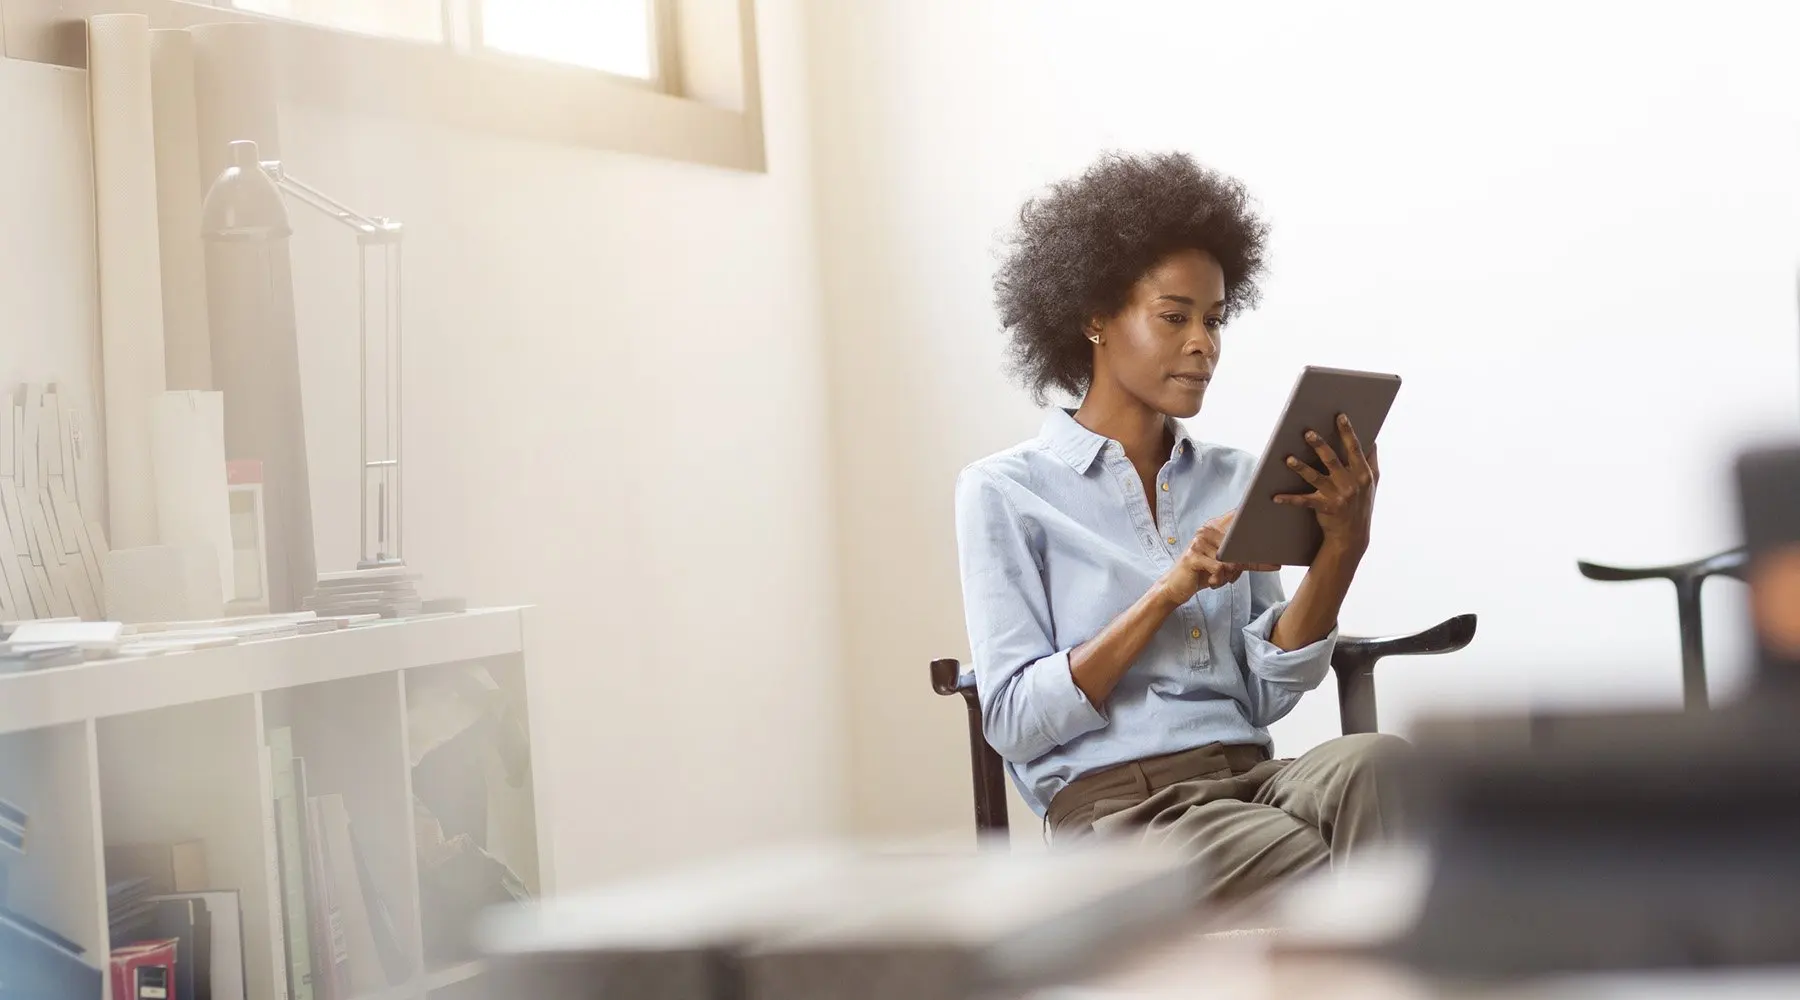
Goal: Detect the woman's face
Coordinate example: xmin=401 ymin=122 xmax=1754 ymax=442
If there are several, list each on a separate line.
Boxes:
xmin=1087 ymin=248 xmax=1227 ymax=419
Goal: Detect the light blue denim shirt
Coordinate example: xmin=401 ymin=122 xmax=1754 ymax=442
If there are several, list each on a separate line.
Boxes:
xmin=953 ymin=408 xmax=1338 ymax=817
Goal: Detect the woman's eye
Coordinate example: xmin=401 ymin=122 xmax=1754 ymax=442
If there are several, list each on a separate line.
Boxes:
xmin=1204 ymin=316 xmax=1224 ymax=331
xmin=1161 ymin=313 xmax=1188 ymax=326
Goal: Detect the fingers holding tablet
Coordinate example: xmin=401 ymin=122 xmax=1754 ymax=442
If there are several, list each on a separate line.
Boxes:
xmin=1308 ymin=426 xmax=1349 ymax=477
xmin=1272 ymin=413 xmax=1379 ymax=552
xmin=1336 ymin=413 xmax=1377 ymax=487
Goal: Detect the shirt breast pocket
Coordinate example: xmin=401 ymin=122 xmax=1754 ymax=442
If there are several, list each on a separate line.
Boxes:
xmin=1196 ymin=573 xmax=1253 ymax=642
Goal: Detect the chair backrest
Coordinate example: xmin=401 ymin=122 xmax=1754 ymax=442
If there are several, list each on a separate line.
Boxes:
xmin=1577 ymin=549 xmax=1746 ymax=710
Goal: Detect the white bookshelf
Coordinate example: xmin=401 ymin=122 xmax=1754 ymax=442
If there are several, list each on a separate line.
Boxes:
xmin=0 ymin=607 xmax=553 ymax=1000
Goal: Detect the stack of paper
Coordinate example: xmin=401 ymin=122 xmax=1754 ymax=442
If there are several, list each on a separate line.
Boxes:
xmin=304 ymin=567 xmax=421 ymax=619
xmin=7 ymin=620 xmax=122 ymax=656
xmin=107 ymin=877 xmax=158 ymax=945
xmin=0 ymin=641 xmax=84 ymax=672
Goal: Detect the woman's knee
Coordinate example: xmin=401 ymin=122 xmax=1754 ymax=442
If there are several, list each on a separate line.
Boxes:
xmin=1321 ymin=732 xmax=1409 ymax=780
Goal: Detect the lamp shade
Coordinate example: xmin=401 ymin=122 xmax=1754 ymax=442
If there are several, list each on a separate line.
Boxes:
xmin=201 ymin=139 xmax=291 ymax=241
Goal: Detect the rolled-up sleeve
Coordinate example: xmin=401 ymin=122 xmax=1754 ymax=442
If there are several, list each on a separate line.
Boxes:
xmin=954 ymin=469 xmax=1108 ymax=763
xmin=1240 ymin=570 xmax=1337 ymax=727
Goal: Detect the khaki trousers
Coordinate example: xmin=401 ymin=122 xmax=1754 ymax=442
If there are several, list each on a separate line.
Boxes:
xmin=1047 ymin=733 xmax=1406 ymax=901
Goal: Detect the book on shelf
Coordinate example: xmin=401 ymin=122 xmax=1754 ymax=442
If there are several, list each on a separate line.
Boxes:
xmin=0 ymin=902 xmax=86 ymax=957
xmin=298 ymin=777 xmax=348 ymax=1000
xmin=110 ymin=938 xmax=177 ymax=1000
xmin=0 ymin=795 xmax=24 ymax=855
xmin=259 ymin=746 xmax=291 ymax=1000
xmin=265 ymin=731 xmax=411 ymax=998
xmin=153 ymin=890 xmax=249 ymax=1000
xmin=145 ymin=896 xmax=206 ymax=1000
xmin=349 ymin=818 xmax=411 ymax=986
xmin=1 ymin=902 xmax=102 ymax=998
xmin=317 ymin=793 xmax=387 ymax=993
xmin=268 ymin=727 xmax=315 ymax=1000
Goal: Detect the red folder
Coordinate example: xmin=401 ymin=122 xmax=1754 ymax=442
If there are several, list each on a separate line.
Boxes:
xmin=111 ymin=938 xmax=179 ymax=1000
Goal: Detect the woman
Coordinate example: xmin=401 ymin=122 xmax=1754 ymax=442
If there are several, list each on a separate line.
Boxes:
xmin=955 ymin=151 xmax=1399 ymax=900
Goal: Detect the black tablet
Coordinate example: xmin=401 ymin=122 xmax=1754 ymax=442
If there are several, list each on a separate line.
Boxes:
xmin=1217 ymin=366 xmax=1401 ymax=566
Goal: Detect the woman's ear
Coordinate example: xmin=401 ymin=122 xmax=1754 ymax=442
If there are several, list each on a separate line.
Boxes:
xmin=1085 ymin=316 xmax=1105 ymax=346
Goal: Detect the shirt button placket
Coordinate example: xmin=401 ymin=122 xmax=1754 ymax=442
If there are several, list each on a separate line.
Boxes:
xmin=1164 ymin=479 xmax=1177 ymax=546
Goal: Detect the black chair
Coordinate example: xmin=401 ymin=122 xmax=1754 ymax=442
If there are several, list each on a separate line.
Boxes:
xmin=931 ymin=613 xmax=1479 ymax=834
xmin=1577 ymin=547 xmax=1748 ymax=710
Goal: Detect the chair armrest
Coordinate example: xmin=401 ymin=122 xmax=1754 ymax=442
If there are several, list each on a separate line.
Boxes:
xmin=930 ymin=658 xmax=977 ymax=696
xmin=1336 ymin=613 xmax=1479 ymax=664
xmin=930 ymin=658 xmax=1010 ymax=833
xmin=1332 ymin=613 xmax=1477 ymax=735
xmin=1577 ymin=547 xmax=1747 ymax=585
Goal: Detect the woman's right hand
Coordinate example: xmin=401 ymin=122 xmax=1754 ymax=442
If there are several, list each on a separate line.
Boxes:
xmin=1072 ymin=510 xmax=1280 ymax=708
xmin=1158 ymin=511 xmax=1279 ymax=606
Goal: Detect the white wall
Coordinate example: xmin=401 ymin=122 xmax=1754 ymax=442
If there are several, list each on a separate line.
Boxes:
xmin=805 ymin=0 xmax=1800 ymax=838
xmin=2 ymin=0 xmax=847 ymax=890
xmin=276 ymin=0 xmax=845 ymax=886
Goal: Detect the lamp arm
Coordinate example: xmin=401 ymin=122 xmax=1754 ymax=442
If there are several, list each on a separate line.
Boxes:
xmin=264 ymin=163 xmax=399 ymax=238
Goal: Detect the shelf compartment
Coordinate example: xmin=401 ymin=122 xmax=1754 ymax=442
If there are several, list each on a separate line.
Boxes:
xmin=406 ymin=653 xmax=539 ymax=970
xmin=96 ymin=695 xmax=278 ymax=1000
xmin=263 ymin=671 xmax=422 ymax=995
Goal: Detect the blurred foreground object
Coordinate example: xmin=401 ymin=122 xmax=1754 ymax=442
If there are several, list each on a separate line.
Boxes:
xmin=1382 ymin=705 xmax=1800 ymax=977
xmin=1738 ymin=444 xmax=1800 ymax=683
xmin=478 ymin=841 xmax=1201 ymax=1000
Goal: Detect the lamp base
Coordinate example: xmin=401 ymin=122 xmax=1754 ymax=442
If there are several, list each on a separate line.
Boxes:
xmin=307 ymin=564 xmax=421 ymax=618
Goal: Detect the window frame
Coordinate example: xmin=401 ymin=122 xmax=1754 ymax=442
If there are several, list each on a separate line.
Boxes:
xmin=0 ymin=0 xmax=766 ymax=172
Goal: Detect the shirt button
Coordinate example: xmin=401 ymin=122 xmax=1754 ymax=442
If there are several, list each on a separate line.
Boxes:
xmin=1160 ymin=482 xmax=1169 ymax=492
xmin=1166 ymin=536 xmax=1177 ymax=545
xmin=1191 ymin=627 xmax=1203 ymax=640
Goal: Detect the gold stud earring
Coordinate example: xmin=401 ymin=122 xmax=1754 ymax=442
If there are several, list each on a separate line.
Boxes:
xmin=1087 ymin=333 xmax=1103 ymax=345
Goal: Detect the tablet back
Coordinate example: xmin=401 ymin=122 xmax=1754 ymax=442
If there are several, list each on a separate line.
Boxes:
xmin=1217 ymin=366 xmax=1401 ymax=566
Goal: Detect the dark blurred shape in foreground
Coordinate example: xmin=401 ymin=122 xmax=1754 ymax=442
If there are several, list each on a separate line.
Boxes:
xmin=1379 ymin=443 xmax=1800 ymax=978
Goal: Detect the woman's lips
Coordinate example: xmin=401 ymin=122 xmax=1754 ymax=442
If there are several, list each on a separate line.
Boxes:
xmin=1170 ymin=373 xmax=1212 ymax=388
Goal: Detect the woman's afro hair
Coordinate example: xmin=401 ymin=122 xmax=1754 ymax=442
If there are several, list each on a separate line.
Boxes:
xmin=994 ymin=151 xmax=1270 ymax=403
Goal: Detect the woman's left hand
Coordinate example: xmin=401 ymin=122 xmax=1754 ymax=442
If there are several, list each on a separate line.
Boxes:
xmin=1273 ymin=413 xmax=1378 ymax=556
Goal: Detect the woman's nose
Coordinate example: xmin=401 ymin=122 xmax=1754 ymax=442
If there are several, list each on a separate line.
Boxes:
xmin=1189 ymin=329 xmax=1219 ymax=359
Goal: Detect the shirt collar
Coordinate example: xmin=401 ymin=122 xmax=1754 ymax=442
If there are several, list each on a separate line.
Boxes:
xmin=1167 ymin=418 xmax=1199 ymax=462
xmin=1040 ymin=408 xmax=1198 ymax=474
